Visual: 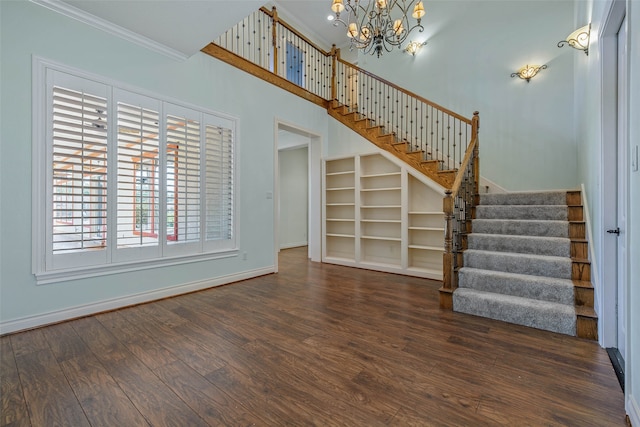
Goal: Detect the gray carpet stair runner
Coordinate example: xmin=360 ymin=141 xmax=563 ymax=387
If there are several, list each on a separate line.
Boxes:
xmin=453 ymin=191 xmax=579 ymax=335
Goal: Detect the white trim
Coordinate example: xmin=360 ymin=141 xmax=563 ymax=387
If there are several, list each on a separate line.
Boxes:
xmin=0 ymin=266 xmax=274 ymax=335
xmin=629 ymin=394 xmax=640 ymax=427
xmin=280 ymin=242 xmax=308 ymax=250
xmin=478 ymin=175 xmax=507 ymax=194
xmin=581 ymin=183 xmax=604 ymax=345
xmin=35 ymin=249 xmax=239 ymax=285
xmin=30 ymin=0 xmax=189 ymax=61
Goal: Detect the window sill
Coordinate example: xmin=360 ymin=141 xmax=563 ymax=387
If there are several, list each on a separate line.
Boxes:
xmin=35 ymin=249 xmax=239 ymax=285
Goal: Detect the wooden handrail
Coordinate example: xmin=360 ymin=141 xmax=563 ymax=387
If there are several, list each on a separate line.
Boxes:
xmin=336 ymin=58 xmax=473 ymax=124
xmin=260 ymin=7 xmax=334 ymax=57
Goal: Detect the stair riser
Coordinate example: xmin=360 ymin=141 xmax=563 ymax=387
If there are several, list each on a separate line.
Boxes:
xmin=464 ymin=251 xmax=572 ymax=279
xmin=458 ymin=268 xmax=574 ymax=305
xmin=472 ymin=220 xmax=569 ymax=237
xmin=479 ymin=192 xmax=567 ymax=206
xmin=467 ymin=235 xmax=569 ymax=257
xmin=475 ymin=205 xmax=567 ymax=221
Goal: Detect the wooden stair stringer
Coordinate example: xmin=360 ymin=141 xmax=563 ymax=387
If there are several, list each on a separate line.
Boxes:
xmin=567 ymin=190 xmax=597 ymax=341
xmin=327 ymin=105 xmax=454 ymax=189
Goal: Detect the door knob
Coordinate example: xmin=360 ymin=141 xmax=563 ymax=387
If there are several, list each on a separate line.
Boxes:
xmin=607 ymin=227 xmax=620 ymax=235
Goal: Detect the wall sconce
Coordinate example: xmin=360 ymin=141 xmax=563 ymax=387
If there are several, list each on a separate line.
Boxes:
xmin=404 ymin=40 xmax=427 ymax=56
xmin=511 ymin=64 xmax=547 ymax=82
xmin=558 ymin=24 xmax=590 ymax=55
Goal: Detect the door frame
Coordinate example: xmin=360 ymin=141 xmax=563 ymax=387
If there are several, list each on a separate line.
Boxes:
xmin=273 ymin=119 xmax=322 ymax=272
xmin=599 ymin=0 xmax=627 ymax=356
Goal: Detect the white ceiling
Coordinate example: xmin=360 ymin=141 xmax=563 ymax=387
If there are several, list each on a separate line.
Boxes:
xmin=53 ymin=0 xmax=351 ymax=58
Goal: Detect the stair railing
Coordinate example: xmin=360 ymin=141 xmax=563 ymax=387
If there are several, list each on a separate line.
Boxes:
xmin=333 ymin=52 xmax=472 ymax=169
xmin=207 ymin=7 xmax=480 ymax=303
xmin=441 ymin=112 xmax=479 ymax=308
xmin=213 ymin=7 xmax=333 ymax=101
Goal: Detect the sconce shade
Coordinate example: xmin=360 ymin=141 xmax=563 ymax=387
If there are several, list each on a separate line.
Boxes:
xmin=511 ymin=64 xmax=547 ymax=82
xmin=558 ymin=24 xmax=590 ymax=55
xmin=404 ymin=40 xmax=427 ymax=56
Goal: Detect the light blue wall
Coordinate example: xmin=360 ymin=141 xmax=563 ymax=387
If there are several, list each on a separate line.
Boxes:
xmin=354 ymin=0 xmax=577 ymax=191
xmin=0 ymin=0 xmax=328 ymax=330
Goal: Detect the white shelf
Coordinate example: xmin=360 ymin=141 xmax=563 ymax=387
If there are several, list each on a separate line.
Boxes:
xmin=360 ymin=187 xmax=402 ymax=192
xmin=361 ymin=235 xmax=401 ymax=241
xmin=326 ymin=170 xmax=355 ymax=176
xmin=326 ymin=203 xmax=355 ymax=206
xmin=408 ymin=244 xmax=445 ymax=251
xmin=327 ymin=187 xmax=356 ymax=191
xmin=361 ymin=172 xmax=401 ymax=178
xmin=409 ymin=226 xmax=444 ymax=231
xmin=327 ymin=233 xmax=356 ymax=238
xmin=327 ymin=218 xmax=355 ymax=222
xmin=362 ymin=219 xmax=401 ymax=223
xmin=361 ymin=205 xmax=401 ymax=209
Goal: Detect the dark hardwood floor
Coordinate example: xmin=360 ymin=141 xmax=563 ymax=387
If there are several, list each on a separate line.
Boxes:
xmin=1 ymin=247 xmax=627 ymax=426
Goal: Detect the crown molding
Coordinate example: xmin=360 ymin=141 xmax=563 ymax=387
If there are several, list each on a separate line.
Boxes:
xmin=30 ymin=0 xmax=189 ymax=61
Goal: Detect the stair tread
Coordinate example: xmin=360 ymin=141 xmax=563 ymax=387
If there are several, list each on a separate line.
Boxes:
xmin=575 ymin=305 xmax=597 ymax=318
xmin=453 ymin=288 xmax=576 ymax=335
xmin=465 ymin=248 xmax=571 ymax=262
xmin=459 ymin=267 xmax=574 ymax=285
xmin=455 ymin=287 xmax=575 ymax=309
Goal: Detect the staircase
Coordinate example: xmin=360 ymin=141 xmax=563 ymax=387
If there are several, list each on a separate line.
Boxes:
xmin=202 ymin=6 xmax=597 ymax=339
xmin=453 ymin=190 xmax=597 ymax=339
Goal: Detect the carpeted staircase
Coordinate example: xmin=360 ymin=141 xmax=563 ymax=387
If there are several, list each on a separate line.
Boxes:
xmin=453 ymin=190 xmax=597 ymax=339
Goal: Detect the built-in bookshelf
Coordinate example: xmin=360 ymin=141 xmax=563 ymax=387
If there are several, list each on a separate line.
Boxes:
xmin=322 ymin=153 xmax=445 ymax=280
xmin=324 ymin=157 xmax=356 ymax=261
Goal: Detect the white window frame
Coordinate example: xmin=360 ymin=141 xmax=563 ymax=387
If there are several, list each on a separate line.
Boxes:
xmin=32 ymin=57 xmax=239 ymax=284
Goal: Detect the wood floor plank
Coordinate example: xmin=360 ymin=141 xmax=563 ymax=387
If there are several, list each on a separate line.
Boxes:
xmin=95 ymin=310 xmax=179 ymax=370
xmin=0 ymin=247 xmax=627 ymax=425
xmin=153 ymin=359 xmax=265 ymax=427
xmin=13 ymin=348 xmax=90 ymax=427
xmin=71 ymin=317 xmax=207 ymax=427
xmin=0 ymin=337 xmax=30 ymax=427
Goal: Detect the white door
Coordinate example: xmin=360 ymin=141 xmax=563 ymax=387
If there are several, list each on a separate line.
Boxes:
xmin=615 ymin=15 xmax=628 ymax=360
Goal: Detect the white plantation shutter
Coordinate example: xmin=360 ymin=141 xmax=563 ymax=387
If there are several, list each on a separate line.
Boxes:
xmin=116 ymin=100 xmax=160 ymax=250
xmin=51 ymin=86 xmax=108 ymax=255
xmin=166 ymin=111 xmax=201 ymax=245
xmin=36 ymin=61 xmax=238 ymax=280
xmin=205 ymin=124 xmax=234 ymax=243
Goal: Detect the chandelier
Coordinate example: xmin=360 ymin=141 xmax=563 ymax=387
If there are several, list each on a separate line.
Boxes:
xmin=330 ymin=0 xmax=425 ymax=57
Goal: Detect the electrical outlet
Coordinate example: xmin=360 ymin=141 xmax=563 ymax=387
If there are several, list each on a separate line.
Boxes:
xmin=632 ymin=145 xmax=639 ymax=172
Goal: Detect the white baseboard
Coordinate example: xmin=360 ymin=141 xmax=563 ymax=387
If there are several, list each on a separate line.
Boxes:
xmin=280 ymin=241 xmax=308 ymax=250
xmin=629 ymin=394 xmax=640 ymax=426
xmin=0 ymin=266 xmax=274 ymax=335
xmin=478 ymin=175 xmax=507 ymax=193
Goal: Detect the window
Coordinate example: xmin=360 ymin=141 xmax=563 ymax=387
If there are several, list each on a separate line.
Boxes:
xmin=33 ymin=61 xmax=237 ymax=282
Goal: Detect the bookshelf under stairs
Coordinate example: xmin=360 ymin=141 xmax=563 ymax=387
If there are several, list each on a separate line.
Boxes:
xmin=453 ymin=190 xmax=597 ymax=339
xmin=324 ymin=152 xmax=445 ymax=280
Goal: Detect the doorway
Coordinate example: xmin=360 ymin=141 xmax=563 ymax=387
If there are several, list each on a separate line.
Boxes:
xmin=274 ymin=121 xmax=322 ymax=272
xmin=601 ymin=0 xmax=627 ymax=390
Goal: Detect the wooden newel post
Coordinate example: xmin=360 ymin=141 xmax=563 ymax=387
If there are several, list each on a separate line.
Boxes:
xmin=472 ymin=111 xmax=480 ymax=199
xmin=440 ymin=190 xmax=454 ymax=309
xmin=330 ymin=44 xmax=338 ymax=104
xmin=271 ymin=6 xmax=279 ymax=75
